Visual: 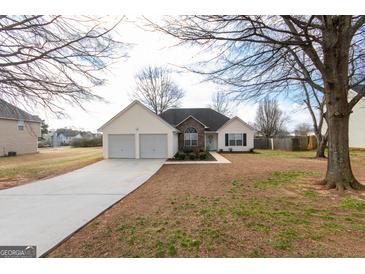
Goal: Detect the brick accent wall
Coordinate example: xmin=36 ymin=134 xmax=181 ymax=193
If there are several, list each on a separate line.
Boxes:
xmin=176 ymin=117 xmax=205 ymax=150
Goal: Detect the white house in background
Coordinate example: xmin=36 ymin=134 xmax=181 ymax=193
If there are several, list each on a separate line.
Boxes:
xmin=98 ymin=100 xmax=255 ymax=159
xmin=43 ymin=130 xmax=101 ymax=147
xmin=348 ymin=86 xmax=365 ymax=148
xmin=322 ymin=85 xmax=365 ymax=148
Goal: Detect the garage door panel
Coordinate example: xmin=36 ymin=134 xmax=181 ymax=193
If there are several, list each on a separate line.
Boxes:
xmin=140 ymin=134 xmax=167 ymax=158
xmin=108 ymin=134 xmax=135 ymax=158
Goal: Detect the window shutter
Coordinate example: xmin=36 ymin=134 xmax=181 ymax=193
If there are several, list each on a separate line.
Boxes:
xmin=225 ymin=134 xmax=228 ymax=146
xmin=243 ymin=133 xmax=247 ymax=146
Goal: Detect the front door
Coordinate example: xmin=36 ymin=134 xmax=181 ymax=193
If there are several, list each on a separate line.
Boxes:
xmin=206 ymin=133 xmax=218 ymax=151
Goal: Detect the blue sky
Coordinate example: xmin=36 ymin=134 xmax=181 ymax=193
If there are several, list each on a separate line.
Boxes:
xmin=34 ymin=17 xmax=311 ymax=132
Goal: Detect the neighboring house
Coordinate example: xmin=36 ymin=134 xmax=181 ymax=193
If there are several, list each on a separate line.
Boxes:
xmin=98 ymin=100 xmax=254 ymax=159
xmin=348 ymin=85 xmax=365 ymax=148
xmin=0 ymin=99 xmax=41 ymax=156
xmin=76 ymin=131 xmax=101 ymax=139
xmin=321 ymin=85 xmax=365 ymax=149
xmin=48 ymin=129 xmax=101 ymax=147
xmin=51 ymin=129 xmax=80 ymax=146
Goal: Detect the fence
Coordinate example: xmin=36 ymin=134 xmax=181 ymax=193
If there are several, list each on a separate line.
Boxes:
xmin=254 ymin=136 xmax=312 ymax=151
xmin=254 ymin=137 xmax=272 ymax=149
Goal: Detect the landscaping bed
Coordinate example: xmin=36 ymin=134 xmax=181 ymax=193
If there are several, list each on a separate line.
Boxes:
xmin=168 ymin=149 xmax=216 ymax=161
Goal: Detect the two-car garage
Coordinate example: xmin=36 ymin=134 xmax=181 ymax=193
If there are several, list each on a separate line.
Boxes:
xmin=99 ymin=101 xmax=178 ymax=159
xmin=108 ymin=134 xmax=168 ymax=159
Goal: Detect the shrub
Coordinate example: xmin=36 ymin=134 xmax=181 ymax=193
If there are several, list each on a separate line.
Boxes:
xmin=199 ymin=151 xmax=208 ymax=160
xmin=71 ymin=137 xmax=102 ymax=147
xmin=183 ymin=148 xmax=193 ymax=153
xmin=38 ymin=141 xmax=51 ymax=148
xmin=189 ymin=152 xmax=196 ymax=160
xmin=174 ymin=151 xmax=186 ymax=160
xmin=178 ymin=152 xmax=186 ymax=160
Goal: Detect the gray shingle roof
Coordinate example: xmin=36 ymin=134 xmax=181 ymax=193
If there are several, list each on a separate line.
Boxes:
xmin=160 ymin=108 xmax=230 ymax=131
xmin=0 ymin=99 xmax=42 ymax=122
xmin=352 ymin=85 xmax=365 ymax=94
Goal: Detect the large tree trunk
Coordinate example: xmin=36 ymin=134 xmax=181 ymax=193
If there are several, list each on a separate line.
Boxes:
xmin=321 ymin=16 xmax=364 ymax=191
xmin=324 ymin=106 xmax=362 ymax=191
xmin=315 ymin=134 xmax=327 ymax=158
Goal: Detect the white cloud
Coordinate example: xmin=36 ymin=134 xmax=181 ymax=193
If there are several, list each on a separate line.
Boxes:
xmin=34 ymin=17 xmax=312 ymax=132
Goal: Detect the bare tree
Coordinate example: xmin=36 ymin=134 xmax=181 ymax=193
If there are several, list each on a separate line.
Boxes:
xmin=0 ymin=15 xmax=127 ymax=114
xmin=208 ymin=91 xmax=233 ymax=117
xmin=299 ymin=82 xmax=328 ymax=158
xmin=294 ymin=123 xmax=313 ymax=136
xmin=254 ymin=98 xmax=288 ymax=138
xmin=132 ymin=66 xmax=184 ymax=114
xmin=153 ymin=15 xmax=365 ymax=191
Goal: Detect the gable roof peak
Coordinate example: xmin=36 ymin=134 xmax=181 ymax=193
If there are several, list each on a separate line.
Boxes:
xmin=98 ymin=100 xmax=177 ymax=132
xmin=0 ymin=98 xmax=42 ymax=122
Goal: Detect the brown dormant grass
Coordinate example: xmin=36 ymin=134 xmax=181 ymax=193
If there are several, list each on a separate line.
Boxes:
xmin=0 ymin=147 xmax=102 ymax=189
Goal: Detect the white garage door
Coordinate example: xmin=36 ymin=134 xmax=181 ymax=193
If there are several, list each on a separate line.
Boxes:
xmin=140 ymin=134 xmax=167 ymax=158
xmin=108 ymin=134 xmax=135 ymax=158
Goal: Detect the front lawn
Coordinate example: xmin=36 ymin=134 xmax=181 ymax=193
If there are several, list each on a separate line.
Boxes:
xmin=48 ymin=149 xmax=365 ymax=258
xmin=0 ymin=147 xmax=103 ymax=190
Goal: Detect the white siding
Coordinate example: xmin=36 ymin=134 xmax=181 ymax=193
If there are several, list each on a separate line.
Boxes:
xmin=322 ymin=91 xmax=365 ymax=148
xmin=217 ymin=118 xmax=254 ymax=151
xmin=173 ymin=132 xmax=178 ymax=155
xmin=349 ymin=98 xmax=365 ymax=148
xmin=101 ymin=102 xmax=176 ymax=158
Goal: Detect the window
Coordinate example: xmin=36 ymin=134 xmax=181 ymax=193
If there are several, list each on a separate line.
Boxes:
xmin=184 ymin=127 xmax=198 ymax=146
xmin=226 ymin=133 xmax=247 ymax=146
xmin=18 ymin=120 xmax=24 ymax=131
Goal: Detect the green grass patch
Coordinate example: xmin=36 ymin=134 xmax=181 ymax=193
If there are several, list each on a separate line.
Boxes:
xmin=255 ymin=171 xmax=313 ymax=188
xmin=255 ymin=149 xmax=318 ymax=158
xmin=272 ymin=229 xmax=299 ymax=250
xmin=180 ymin=238 xmax=201 ymax=251
xmin=352 ymin=212 xmax=365 ymax=218
xmin=341 ymin=197 xmax=365 ymax=211
xmin=249 ymin=249 xmax=265 ymax=258
xmin=168 ymin=243 xmax=177 ymax=256
xmin=303 ymin=190 xmax=319 ymax=198
xmin=304 ymin=207 xmax=320 ymax=216
xmin=320 ymin=222 xmax=344 ymax=232
xmin=245 ymin=221 xmax=271 ymax=233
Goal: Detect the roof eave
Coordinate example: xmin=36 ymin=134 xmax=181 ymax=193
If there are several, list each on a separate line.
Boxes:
xmin=98 ymin=100 xmax=177 ymax=132
xmin=217 ymin=116 xmax=255 ymax=131
xmin=0 ymin=116 xmax=42 ymax=123
xmin=175 ymin=115 xmax=209 ymax=128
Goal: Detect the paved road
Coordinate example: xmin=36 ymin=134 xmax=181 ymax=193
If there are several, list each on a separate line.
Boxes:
xmin=0 ymin=159 xmax=164 ymax=257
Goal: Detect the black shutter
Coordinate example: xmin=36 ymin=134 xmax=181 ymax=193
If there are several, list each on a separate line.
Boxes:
xmin=225 ymin=133 xmax=228 ymax=146
xmin=243 ymin=133 xmax=247 ymax=146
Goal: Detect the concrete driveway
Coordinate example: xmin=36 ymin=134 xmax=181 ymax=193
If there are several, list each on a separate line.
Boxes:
xmin=0 ymin=159 xmax=164 ymax=257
